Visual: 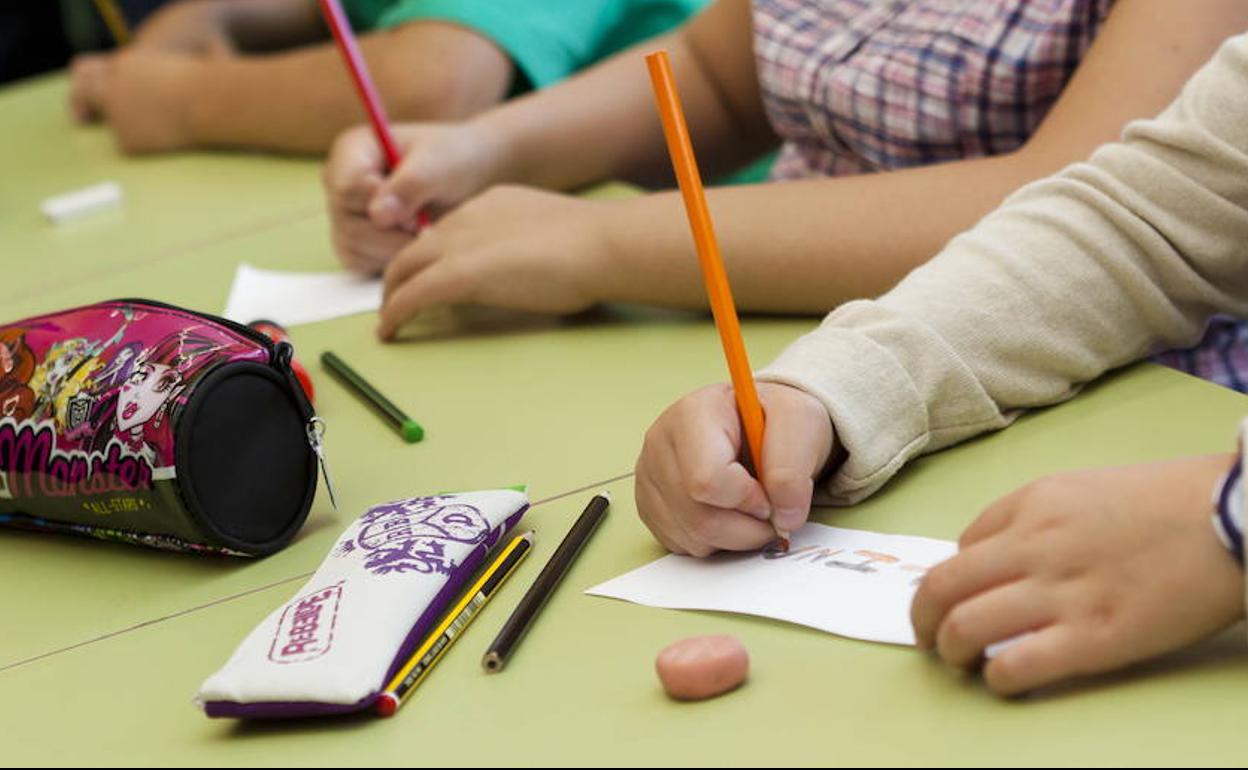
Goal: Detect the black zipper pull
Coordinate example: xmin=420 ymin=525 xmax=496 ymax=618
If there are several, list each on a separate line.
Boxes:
xmin=272 ymin=342 xmax=311 ymax=416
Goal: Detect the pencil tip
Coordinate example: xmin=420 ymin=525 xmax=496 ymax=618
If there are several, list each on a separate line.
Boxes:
xmin=772 ymin=536 xmax=790 ymax=553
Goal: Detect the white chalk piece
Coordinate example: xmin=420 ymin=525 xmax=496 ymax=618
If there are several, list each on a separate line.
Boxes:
xmin=40 ymin=181 xmax=123 ymax=224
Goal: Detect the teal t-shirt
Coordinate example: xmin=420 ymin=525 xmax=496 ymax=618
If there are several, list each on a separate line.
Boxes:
xmin=343 ymin=0 xmax=772 ymax=181
xmin=346 ymin=0 xmax=708 ymax=91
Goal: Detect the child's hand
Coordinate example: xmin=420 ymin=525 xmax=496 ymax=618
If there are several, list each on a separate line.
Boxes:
xmin=634 ymin=383 xmax=835 ymax=557
xmin=911 ymin=455 xmax=1246 ymax=696
xmin=323 ymin=122 xmax=505 ymax=274
xmin=68 ymin=51 xmax=197 ymax=154
xmin=375 ymin=186 xmax=609 ymax=338
xmin=324 ymin=125 xmax=417 ymax=274
xmin=68 ymin=54 xmax=109 ymax=123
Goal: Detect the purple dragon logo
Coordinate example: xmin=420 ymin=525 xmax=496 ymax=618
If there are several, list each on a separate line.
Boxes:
xmin=334 ymin=495 xmax=491 ymax=576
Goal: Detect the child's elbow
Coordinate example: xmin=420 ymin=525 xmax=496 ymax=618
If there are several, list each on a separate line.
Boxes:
xmin=377 ymin=30 xmax=512 ymax=121
xmin=1008 ymin=134 xmax=1104 ymax=185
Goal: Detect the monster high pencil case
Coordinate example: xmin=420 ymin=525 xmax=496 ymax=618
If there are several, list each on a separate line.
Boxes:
xmin=196 ymin=489 xmax=529 ymax=718
xmin=0 ymin=299 xmax=320 ymax=556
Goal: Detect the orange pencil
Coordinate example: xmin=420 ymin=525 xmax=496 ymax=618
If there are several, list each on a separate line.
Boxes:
xmin=645 ymin=50 xmax=788 ymax=549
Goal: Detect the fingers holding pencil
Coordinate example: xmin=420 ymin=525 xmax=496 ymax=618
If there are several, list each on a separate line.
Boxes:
xmin=635 ymin=382 xmax=835 ymax=556
xmin=756 ymin=384 xmax=836 ymax=534
xmin=325 ymin=125 xmax=390 ymax=215
xmin=366 ymin=122 xmax=505 ymax=230
xmin=324 ymin=122 xmax=509 ymax=275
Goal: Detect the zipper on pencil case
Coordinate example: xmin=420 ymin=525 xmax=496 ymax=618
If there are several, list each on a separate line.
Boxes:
xmin=14 ymin=297 xmax=279 ymax=356
xmin=115 ymin=298 xmax=277 ymax=353
xmin=114 ymin=299 xmax=315 ymax=419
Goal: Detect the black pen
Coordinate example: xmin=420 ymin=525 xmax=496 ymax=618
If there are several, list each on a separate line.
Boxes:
xmin=482 ymin=492 xmax=611 ymax=672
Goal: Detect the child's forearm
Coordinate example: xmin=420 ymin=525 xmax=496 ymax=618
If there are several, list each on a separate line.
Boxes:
xmin=178 ymin=26 xmax=510 ymax=155
xmin=132 ymin=0 xmax=323 ymax=54
xmin=478 ymin=0 xmax=775 ymax=193
xmin=589 ymin=150 xmax=1057 ymax=313
xmin=179 ymin=48 xmax=368 ymax=154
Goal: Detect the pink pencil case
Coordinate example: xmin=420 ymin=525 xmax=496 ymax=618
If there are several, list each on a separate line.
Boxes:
xmin=0 ymin=299 xmax=319 ymax=556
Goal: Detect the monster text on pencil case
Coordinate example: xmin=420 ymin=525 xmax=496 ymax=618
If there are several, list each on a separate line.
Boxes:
xmin=0 ymin=419 xmax=154 ymax=499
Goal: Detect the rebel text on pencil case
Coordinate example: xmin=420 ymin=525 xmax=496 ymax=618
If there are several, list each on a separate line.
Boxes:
xmin=196 ymin=489 xmax=529 ymax=718
xmin=0 ymin=300 xmax=320 ymax=556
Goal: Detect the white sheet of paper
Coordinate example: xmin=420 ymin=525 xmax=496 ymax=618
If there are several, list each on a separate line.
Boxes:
xmin=586 ymin=524 xmax=957 ymax=646
xmin=222 ymin=262 xmax=382 ymax=327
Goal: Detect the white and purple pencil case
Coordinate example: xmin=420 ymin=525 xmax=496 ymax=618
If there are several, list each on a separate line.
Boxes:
xmin=195 ymin=489 xmax=528 ymax=718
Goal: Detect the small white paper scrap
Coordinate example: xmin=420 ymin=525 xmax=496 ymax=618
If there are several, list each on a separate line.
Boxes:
xmin=222 ymin=262 xmax=382 ymax=327
xmin=586 ymin=524 xmax=956 ymax=646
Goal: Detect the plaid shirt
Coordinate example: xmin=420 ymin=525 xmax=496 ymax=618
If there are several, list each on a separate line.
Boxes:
xmin=755 ymin=0 xmax=1113 ymax=180
xmin=751 ymin=0 xmax=1248 ymax=393
xmin=1152 ymin=317 xmax=1248 ymax=393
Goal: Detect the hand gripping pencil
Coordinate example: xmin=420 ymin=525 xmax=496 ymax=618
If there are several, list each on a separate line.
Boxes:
xmin=318 ymin=0 xmax=430 ymax=228
xmin=645 ymin=50 xmax=788 ymax=550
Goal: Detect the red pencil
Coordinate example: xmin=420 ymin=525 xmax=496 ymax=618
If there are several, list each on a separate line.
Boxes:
xmin=318 ymin=0 xmax=429 ymax=228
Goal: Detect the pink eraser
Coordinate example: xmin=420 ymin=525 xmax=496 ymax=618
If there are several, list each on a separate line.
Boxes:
xmin=656 ymin=634 xmax=749 ymax=701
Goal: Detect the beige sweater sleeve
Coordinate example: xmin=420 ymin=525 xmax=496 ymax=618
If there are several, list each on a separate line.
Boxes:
xmin=758 ymin=32 xmax=1248 ymax=506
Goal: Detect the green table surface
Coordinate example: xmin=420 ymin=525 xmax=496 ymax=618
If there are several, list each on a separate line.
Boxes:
xmin=0 ymin=74 xmax=323 ymax=304
xmin=2 ymin=75 xmax=1247 ymax=767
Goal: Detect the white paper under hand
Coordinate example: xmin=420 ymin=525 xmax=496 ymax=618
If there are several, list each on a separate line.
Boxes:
xmin=586 ymin=523 xmax=957 ymax=646
xmin=222 ymin=262 xmax=382 ymax=327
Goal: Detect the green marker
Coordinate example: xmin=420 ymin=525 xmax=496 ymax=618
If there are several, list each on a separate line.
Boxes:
xmin=320 ymin=351 xmax=424 ymax=443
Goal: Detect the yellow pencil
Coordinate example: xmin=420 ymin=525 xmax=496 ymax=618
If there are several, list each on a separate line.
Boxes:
xmin=91 ymin=0 xmax=131 ymax=46
xmin=376 ymin=530 xmax=534 ymax=716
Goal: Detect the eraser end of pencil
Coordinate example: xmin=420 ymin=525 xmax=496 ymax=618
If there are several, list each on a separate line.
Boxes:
xmin=41 ymin=181 xmax=123 ymax=224
xmin=401 ymin=420 xmax=424 ymax=443
xmin=375 ymin=693 xmax=399 ymax=717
